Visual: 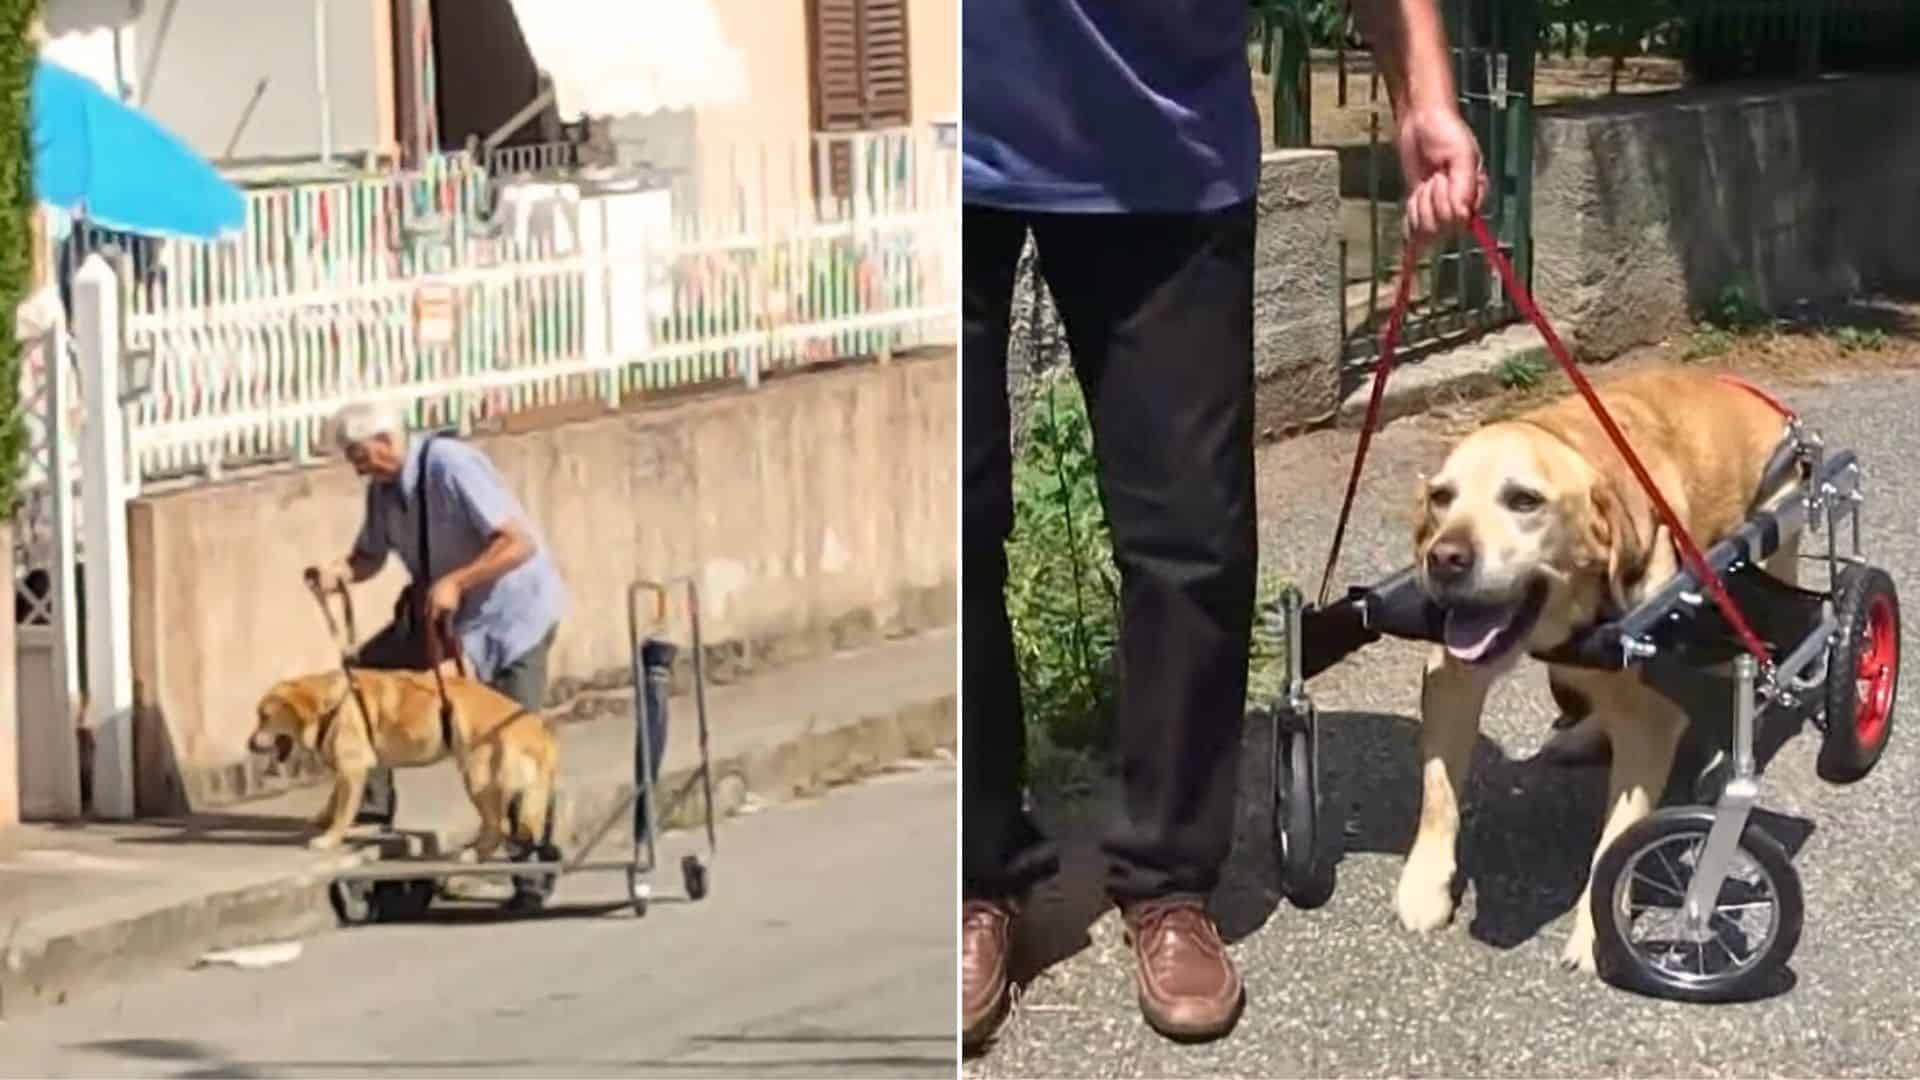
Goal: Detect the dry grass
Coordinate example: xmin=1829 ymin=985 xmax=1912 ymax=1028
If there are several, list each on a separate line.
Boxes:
xmin=1422 ymin=297 xmax=1920 ymax=436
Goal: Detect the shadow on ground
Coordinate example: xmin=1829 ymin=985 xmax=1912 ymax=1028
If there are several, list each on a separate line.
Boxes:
xmin=1018 ymin=687 xmax=1817 ymax=983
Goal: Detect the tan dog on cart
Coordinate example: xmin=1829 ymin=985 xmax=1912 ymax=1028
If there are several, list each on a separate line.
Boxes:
xmin=1400 ymin=367 xmax=1802 ymax=973
xmin=250 ymin=582 xmax=561 ymax=858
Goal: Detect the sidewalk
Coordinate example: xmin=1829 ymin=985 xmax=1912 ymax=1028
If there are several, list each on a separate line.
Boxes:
xmin=0 ymin=628 xmax=954 ymax=1020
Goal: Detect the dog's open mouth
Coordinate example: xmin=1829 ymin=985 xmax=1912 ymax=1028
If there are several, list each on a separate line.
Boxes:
xmin=249 ymin=731 xmax=295 ymax=764
xmin=1441 ymin=579 xmax=1548 ymax=664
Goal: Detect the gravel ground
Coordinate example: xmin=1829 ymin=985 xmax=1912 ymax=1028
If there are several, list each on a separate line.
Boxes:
xmin=967 ymin=365 xmax=1920 ymax=1079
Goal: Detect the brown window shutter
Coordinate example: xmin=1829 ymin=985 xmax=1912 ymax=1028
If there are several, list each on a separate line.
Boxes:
xmin=860 ymin=0 xmax=912 ymax=127
xmin=807 ymin=0 xmax=913 ymax=201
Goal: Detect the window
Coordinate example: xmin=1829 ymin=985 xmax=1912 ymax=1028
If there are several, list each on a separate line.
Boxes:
xmin=806 ymin=0 xmax=912 ymax=201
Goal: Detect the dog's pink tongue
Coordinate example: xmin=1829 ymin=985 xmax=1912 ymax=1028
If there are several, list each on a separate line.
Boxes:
xmin=1444 ymin=605 xmax=1513 ymax=662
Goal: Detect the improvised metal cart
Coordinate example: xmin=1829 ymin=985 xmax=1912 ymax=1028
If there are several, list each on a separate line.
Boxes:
xmin=1263 ymin=215 xmax=1902 ymax=1002
xmin=322 ymin=578 xmax=719 ymax=923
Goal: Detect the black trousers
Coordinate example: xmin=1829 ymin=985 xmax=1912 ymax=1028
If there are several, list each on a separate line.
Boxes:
xmin=962 ymin=201 xmax=1259 ymax=903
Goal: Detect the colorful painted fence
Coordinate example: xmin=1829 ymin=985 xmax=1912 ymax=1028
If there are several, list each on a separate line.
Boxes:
xmin=101 ymin=132 xmax=955 ymax=485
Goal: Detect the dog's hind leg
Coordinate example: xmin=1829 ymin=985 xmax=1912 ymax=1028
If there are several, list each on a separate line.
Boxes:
xmin=1560 ymin=674 xmax=1687 ymax=974
xmin=470 ymin=786 xmax=509 ymax=862
xmin=310 ymin=769 xmax=368 ymax=851
xmin=1396 ymin=646 xmax=1501 ymax=934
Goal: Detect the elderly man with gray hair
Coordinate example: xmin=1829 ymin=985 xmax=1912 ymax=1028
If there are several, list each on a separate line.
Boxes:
xmin=305 ymin=400 xmax=568 ymax=835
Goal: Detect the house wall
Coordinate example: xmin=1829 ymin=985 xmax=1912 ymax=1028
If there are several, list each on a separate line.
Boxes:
xmin=43 ymin=0 xmax=399 ymax=165
xmin=681 ymin=0 xmax=960 ymax=223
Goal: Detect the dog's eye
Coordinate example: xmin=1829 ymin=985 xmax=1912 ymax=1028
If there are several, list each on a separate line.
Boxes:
xmin=1428 ymin=485 xmax=1455 ymax=509
xmin=1503 ymin=487 xmax=1546 ymax=513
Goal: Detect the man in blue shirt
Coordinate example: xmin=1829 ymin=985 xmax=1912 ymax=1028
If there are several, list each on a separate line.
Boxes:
xmin=307 ymin=401 xmax=569 ymax=845
xmin=963 ymin=0 xmax=1486 ymax=1048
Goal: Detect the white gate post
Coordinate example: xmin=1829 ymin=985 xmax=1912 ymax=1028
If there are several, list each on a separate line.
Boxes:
xmin=74 ymin=256 xmax=136 ymax=820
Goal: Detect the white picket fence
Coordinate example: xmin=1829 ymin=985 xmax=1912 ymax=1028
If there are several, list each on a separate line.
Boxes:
xmin=51 ymin=130 xmax=957 ymax=486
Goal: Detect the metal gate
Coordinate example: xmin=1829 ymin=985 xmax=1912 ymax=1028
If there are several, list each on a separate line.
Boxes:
xmin=13 ymin=320 xmax=86 ymax=818
xmin=1255 ymin=0 xmax=1537 ymax=379
xmin=12 ymin=255 xmax=139 ymax=821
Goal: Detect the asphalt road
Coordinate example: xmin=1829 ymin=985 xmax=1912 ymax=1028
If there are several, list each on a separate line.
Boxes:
xmin=0 ymin=763 xmax=957 ymax=1079
xmin=968 ymin=367 xmax=1920 ymax=1078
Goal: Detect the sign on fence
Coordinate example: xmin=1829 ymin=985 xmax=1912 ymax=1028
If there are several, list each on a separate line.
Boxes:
xmin=413 ymin=282 xmax=457 ymax=350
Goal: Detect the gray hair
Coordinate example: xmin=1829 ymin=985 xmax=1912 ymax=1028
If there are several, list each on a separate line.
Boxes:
xmin=331 ymin=400 xmax=408 ymax=451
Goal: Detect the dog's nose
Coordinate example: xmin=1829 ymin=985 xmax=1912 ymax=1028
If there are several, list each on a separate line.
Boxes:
xmin=1426 ymin=538 xmax=1475 ymax=585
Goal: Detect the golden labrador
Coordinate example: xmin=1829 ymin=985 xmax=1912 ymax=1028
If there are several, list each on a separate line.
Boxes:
xmin=1398 ymin=367 xmax=1799 ymax=973
xmin=251 ymin=666 xmax=560 ymax=859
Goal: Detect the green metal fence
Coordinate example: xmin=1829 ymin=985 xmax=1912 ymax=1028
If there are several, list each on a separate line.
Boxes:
xmin=1254 ymin=0 xmax=1538 ymax=381
xmin=1544 ymin=0 xmax=1920 ymax=83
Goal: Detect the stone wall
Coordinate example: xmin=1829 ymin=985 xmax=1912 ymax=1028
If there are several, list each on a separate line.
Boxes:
xmin=1532 ymin=74 xmax=1920 ymax=359
xmin=1005 ymin=149 xmax=1345 ymax=441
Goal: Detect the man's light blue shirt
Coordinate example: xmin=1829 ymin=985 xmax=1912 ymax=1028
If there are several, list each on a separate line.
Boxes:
xmin=353 ymin=434 xmax=567 ymax=683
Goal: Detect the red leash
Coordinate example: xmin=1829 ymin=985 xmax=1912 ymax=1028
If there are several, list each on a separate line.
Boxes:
xmin=1317 ymin=213 xmax=1776 ymax=673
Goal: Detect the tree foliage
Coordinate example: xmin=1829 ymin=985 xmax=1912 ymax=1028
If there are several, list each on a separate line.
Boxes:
xmin=0 ymin=0 xmax=37 ymax=516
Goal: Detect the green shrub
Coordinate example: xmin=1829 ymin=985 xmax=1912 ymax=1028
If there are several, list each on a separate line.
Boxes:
xmin=1498 ymin=349 xmax=1550 ymax=390
xmin=1005 ymin=373 xmax=1120 ymax=776
xmin=0 ymin=0 xmax=35 ymax=515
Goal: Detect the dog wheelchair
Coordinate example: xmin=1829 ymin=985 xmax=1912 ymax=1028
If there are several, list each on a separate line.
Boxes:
xmin=316 ymin=578 xmax=717 ymax=925
xmin=1261 ymin=217 xmax=1902 ymax=1003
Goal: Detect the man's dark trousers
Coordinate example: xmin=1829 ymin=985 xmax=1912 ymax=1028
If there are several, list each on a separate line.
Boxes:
xmin=962 ymin=201 xmax=1259 ymax=904
xmin=353 ymin=621 xmax=557 ymax=825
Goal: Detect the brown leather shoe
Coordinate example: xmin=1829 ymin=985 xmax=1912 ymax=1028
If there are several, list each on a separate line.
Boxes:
xmin=1120 ymin=896 xmax=1245 ymax=1041
xmin=962 ymin=898 xmax=1017 ymax=1051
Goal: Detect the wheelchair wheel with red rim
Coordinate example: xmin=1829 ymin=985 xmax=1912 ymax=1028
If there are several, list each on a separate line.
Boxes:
xmin=1817 ymin=565 xmax=1899 ymax=784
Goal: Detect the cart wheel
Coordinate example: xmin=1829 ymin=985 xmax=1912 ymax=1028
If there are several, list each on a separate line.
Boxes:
xmin=1818 ymin=565 xmax=1900 ymax=784
xmin=1590 ymin=806 xmax=1804 ymax=1003
xmin=373 ymin=878 xmax=436 ymax=921
xmin=627 ymin=867 xmax=651 ymax=918
xmin=330 ymin=878 xmax=377 ymax=926
xmin=1269 ymin=711 xmax=1334 ymax=909
xmin=681 ymin=854 xmax=710 ymax=901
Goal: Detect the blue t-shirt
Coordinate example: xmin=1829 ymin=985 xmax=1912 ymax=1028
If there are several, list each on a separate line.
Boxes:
xmin=353 ymin=435 xmax=569 ymax=683
xmin=962 ymin=0 xmax=1260 ymax=214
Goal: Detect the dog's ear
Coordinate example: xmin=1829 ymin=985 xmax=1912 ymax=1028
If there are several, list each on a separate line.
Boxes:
xmin=276 ymin=675 xmax=342 ymax=751
xmin=1586 ymin=477 xmax=1649 ymax=612
xmin=1411 ymin=473 xmax=1437 ymax=557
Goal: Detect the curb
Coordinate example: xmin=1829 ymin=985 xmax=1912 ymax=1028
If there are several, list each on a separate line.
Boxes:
xmin=0 ymin=858 xmax=352 ymax=1019
xmin=1335 ymin=324 xmax=1546 ymax=430
xmin=0 ymin=688 xmax=956 ymax=1021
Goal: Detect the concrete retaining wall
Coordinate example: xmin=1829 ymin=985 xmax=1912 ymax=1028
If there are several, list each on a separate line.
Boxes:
xmin=1533 ymin=74 xmax=1920 ymax=359
xmin=1006 ymin=149 xmax=1344 ymax=440
xmin=1252 ymin=149 xmax=1343 ymax=437
xmin=127 ymin=353 xmax=957 ymax=812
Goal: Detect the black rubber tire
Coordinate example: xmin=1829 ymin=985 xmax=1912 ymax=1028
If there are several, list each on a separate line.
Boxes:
xmin=1590 ymin=806 xmax=1804 ymax=1004
xmin=1818 ymin=565 xmax=1900 ymax=784
xmin=373 ymin=879 xmax=436 ymax=921
xmin=330 ymin=879 xmax=377 ymax=926
xmin=682 ymin=855 xmax=710 ymax=902
xmin=1271 ymin=718 xmax=1334 ymax=910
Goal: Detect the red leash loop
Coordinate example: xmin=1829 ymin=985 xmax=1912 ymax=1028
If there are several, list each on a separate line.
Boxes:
xmin=1317 ymin=214 xmax=1776 ymax=673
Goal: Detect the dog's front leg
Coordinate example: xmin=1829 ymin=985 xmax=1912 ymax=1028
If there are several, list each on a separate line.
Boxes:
xmin=310 ymin=769 xmax=369 ymax=851
xmin=1561 ymin=678 xmax=1686 ymax=973
xmin=308 ymin=783 xmax=341 ymax=830
xmin=1396 ymin=646 xmax=1497 ymax=934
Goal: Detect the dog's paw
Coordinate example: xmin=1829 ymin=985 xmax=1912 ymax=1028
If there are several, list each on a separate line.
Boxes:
xmin=306 ymin=833 xmax=344 ymax=852
xmin=1559 ymin=926 xmax=1599 ymax=974
xmin=1394 ymin=867 xmax=1457 ymax=934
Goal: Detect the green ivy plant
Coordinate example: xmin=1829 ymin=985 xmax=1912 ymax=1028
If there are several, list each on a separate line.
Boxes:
xmin=0 ymin=0 xmax=36 ymax=516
